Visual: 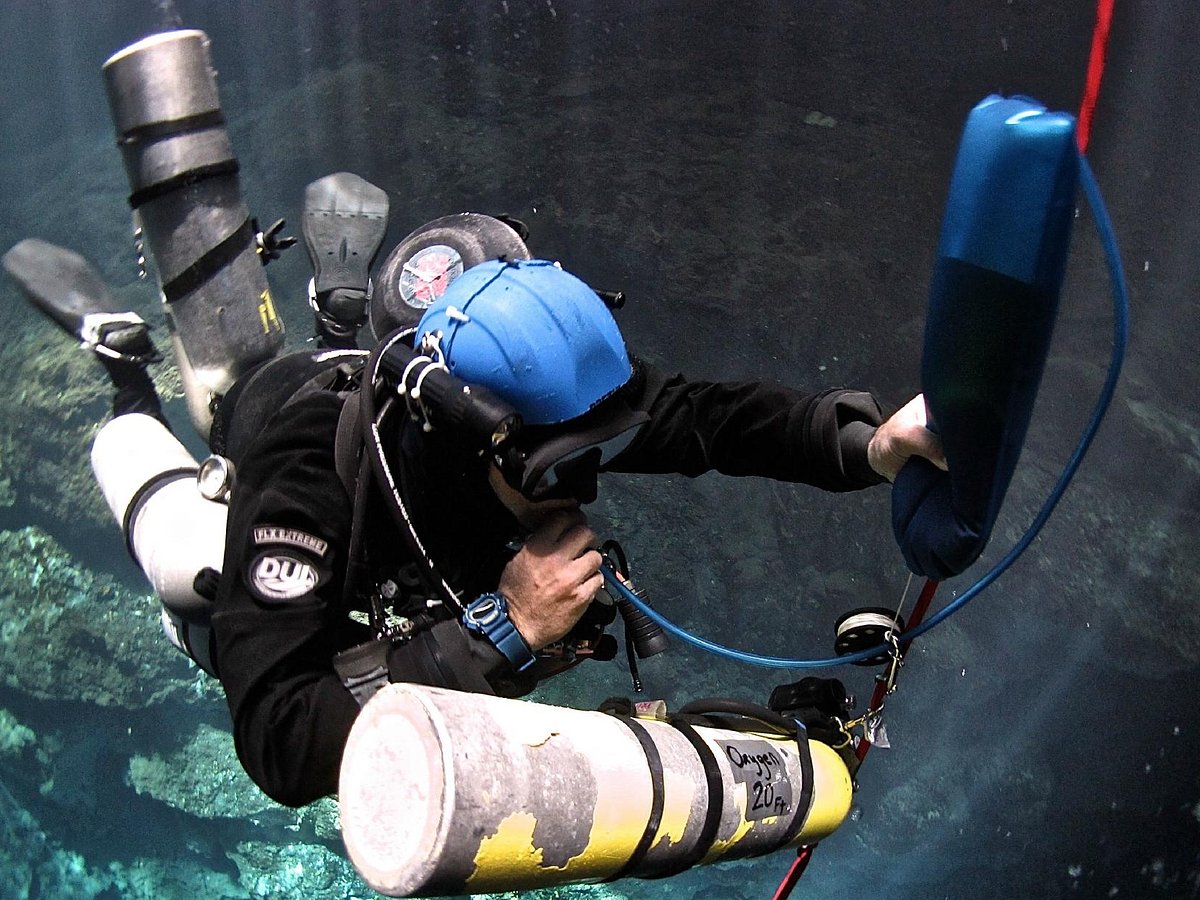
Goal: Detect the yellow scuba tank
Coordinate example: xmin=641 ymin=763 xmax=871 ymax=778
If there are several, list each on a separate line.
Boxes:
xmin=339 ymin=683 xmax=853 ymax=896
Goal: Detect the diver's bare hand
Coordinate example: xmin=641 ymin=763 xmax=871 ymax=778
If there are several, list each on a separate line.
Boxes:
xmin=499 ymin=509 xmax=603 ymax=651
xmin=868 ymin=394 xmax=949 ymax=482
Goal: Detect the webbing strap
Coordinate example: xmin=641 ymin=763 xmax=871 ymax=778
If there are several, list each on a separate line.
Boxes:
xmin=777 ymin=721 xmax=817 ymax=849
xmin=117 ymin=110 xmax=227 ymax=146
xmin=332 ymin=640 xmax=391 ymax=707
xmin=122 ymin=467 xmax=197 ymax=564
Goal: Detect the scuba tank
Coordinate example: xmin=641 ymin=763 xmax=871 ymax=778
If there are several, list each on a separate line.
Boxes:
xmin=339 ymin=683 xmax=853 ymax=897
xmin=103 ymin=30 xmax=285 ymax=440
xmin=91 ymin=413 xmax=225 ymax=675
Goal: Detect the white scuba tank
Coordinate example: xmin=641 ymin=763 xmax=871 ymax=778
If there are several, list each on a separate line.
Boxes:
xmin=91 ymin=412 xmax=228 ymax=674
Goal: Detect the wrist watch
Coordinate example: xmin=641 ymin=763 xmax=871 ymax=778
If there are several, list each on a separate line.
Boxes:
xmin=463 ymin=592 xmax=536 ymax=671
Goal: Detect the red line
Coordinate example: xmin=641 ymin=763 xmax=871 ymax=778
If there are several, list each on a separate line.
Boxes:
xmin=1077 ymin=0 xmax=1116 ymax=153
xmin=773 ymin=845 xmax=815 ymax=900
xmin=855 ymin=578 xmax=940 ymax=763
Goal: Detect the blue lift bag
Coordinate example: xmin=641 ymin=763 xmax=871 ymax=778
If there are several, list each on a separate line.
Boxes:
xmin=892 ymin=95 xmax=1080 ymax=579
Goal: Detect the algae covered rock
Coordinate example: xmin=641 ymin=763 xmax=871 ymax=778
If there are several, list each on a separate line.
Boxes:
xmin=0 ymin=706 xmax=36 ymax=757
xmin=127 ymin=722 xmax=278 ymax=820
xmin=228 ymin=840 xmax=367 ymax=899
xmin=0 ymin=320 xmax=112 ymax=532
xmin=0 ymin=526 xmax=202 ymax=706
xmin=0 ymin=291 xmax=183 ymax=538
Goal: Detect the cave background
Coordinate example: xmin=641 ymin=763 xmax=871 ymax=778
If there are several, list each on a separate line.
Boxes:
xmin=1 ymin=1 xmax=1198 ymax=898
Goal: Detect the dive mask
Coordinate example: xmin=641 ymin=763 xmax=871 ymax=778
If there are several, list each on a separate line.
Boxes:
xmin=502 ymin=400 xmax=649 ymax=503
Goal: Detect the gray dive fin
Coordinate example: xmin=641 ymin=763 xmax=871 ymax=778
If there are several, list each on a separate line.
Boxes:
xmin=3 ymin=238 xmax=158 ymax=362
xmin=302 ymin=172 xmax=390 ymax=296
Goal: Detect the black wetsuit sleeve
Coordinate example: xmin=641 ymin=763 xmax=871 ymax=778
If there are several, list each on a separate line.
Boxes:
xmin=607 ymin=362 xmax=887 ymax=490
xmin=211 ymin=391 xmax=362 ymax=807
xmin=210 ymin=391 xmax=512 ymax=808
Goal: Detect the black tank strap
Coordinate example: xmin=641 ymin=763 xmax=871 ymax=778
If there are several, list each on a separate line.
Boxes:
xmin=600 ymin=711 xmax=666 ymax=882
xmin=160 ymin=215 xmax=254 ymax=304
xmin=122 ymin=467 xmax=197 ymax=564
xmin=128 ymin=159 xmax=240 ymax=210
xmin=637 ymin=713 xmax=725 ymax=879
xmin=332 ymin=640 xmax=392 ymax=708
xmin=778 ymin=720 xmax=817 ymax=850
xmin=117 ymin=110 xmax=227 ymax=147
xmin=676 ymin=699 xmax=819 ymax=856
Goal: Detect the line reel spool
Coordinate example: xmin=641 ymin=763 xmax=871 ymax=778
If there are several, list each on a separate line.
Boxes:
xmin=833 ymin=608 xmax=906 ymax=667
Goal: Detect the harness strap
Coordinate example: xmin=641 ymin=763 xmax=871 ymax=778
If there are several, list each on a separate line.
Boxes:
xmin=334 ymin=392 xmax=365 ymax=501
xmin=333 ymin=640 xmax=392 ymax=707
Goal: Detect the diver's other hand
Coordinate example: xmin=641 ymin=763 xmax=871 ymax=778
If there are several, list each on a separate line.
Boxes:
xmin=499 ymin=509 xmax=603 ymax=651
xmin=254 ymin=217 xmax=297 ymax=264
xmin=868 ymin=394 xmax=948 ymax=482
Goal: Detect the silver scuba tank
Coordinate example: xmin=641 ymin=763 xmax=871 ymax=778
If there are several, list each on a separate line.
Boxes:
xmin=103 ymin=30 xmax=284 ymax=440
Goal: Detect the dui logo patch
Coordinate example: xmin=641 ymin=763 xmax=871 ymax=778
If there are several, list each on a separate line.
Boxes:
xmin=248 ymin=551 xmax=320 ymax=603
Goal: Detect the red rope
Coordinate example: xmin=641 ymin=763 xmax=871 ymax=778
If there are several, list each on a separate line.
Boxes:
xmin=1077 ymin=0 xmax=1116 ymax=153
xmin=772 ymin=845 xmax=815 ymax=900
xmin=855 ymin=578 xmax=940 ymax=763
xmin=773 ymin=579 xmax=940 ymax=898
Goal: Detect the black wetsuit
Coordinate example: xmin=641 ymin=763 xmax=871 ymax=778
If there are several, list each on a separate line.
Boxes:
xmin=210 ymin=360 xmax=886 ymax=807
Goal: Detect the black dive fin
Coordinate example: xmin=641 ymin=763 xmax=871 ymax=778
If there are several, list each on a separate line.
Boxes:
xmin=302 ymin=173 xmax=390 ymax=347
xmin=303 ymin=173 xmax=390 ymax=295
xmin=3 ymin=238 xmax=159 ymax=363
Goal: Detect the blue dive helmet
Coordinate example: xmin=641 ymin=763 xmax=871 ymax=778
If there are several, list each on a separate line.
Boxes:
xmin=415 ymin=259 xmax=633 ymax=425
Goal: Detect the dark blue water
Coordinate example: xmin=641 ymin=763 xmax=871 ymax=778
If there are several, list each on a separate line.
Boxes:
xmin=1 ymin=1 xmax=1198 ymax=897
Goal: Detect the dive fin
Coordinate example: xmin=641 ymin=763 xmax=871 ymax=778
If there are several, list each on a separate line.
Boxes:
xmin=302 ymin=173 xmax=390 ymax=347
xmin=3 ymin=238 xmax=159 ymax=364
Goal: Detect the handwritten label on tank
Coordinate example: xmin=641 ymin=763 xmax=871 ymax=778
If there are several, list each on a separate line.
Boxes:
xmin=717 ymin=739 xmax=792 ymax=822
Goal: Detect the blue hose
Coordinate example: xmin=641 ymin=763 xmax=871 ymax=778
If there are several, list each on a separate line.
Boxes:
xmin=603 ymin=153 xmax=1128 ymax=670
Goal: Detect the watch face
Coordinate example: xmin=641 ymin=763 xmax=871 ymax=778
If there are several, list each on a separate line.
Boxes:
xmin=196 ymin=454 xmax=234 ymax=501
xmin=397 ymin=244 xmax=464 ymax=310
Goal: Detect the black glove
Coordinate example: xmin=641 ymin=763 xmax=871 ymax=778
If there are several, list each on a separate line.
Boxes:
xmin=254 ymin=218 xmax=297 ymax=264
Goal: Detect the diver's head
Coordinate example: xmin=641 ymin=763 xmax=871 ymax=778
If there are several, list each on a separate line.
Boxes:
xmin=415 ymin=259 xmax=647 ymax=503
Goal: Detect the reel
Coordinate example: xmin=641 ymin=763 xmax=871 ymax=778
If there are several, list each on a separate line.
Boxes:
xmin=833 ymin=607 xmax=906 ymax=667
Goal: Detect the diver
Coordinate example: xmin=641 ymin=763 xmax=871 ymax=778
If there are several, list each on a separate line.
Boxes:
xmin=6 ymin=206 xmax=945 ymax=808
xmin=3 ymin=29 xmax=952 ymax=810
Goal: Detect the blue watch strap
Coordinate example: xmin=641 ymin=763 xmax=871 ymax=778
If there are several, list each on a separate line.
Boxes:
xmin=463 ymin=592 xmax=536 ymax=672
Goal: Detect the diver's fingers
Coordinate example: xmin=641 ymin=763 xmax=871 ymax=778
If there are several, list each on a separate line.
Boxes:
xmin=870 ymin=394 xmax=950 ymax=481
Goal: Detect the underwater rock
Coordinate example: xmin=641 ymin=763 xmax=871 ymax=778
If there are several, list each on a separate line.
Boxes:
xmin=0 ymin=526 xmax=203 ymax=706
xmin=0 ymin=466 xmax=13 ymax=509
xmin=1 ymin=290 xmax=181 ymax=539
xmin=0 ymin=779 xmax=196 ymax=899
xmin=127 ymin=722 xmax=278 ymax=820
xmin=228 ymin=840 xmax=366 ymax=899
xmin=302 ymin=796 xmax=344 ymax=843
xmin=103 ymin=856 xmax=246 ymax=899
xmin=0 ymin=706 xmax=35 ymax=757
xmin=0 ymin=322 xmax=112 ymax=532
